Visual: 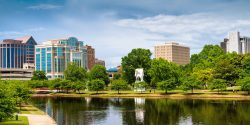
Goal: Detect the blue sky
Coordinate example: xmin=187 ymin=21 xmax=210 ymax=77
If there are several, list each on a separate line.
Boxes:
xmin=1 ymin=0 xmax=250 ymax=68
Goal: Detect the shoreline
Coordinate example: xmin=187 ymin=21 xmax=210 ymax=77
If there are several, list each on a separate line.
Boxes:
xmin=32 ymin=92 xmax=250 ymax=100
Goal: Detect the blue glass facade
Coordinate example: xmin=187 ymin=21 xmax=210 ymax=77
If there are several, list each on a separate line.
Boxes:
xmin=35 ymin=37 xmax=88 ymax=79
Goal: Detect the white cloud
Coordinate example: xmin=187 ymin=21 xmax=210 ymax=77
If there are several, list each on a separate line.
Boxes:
xmin=28 ymin=4 xmax=62 ymax=10
xmin=116 ymin=13 xmax=250 ymax=48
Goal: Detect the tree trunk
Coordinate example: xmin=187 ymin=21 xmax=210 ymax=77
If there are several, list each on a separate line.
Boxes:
xmin=248 ymin=91 xmax=250 ymax=95
xmin=165 ymin=90 xmax=168 ymax=94
xmin=118 ymin=89 xmax=120 ymax=94
xmin=191 ymin=88 xmax=194 ymax=94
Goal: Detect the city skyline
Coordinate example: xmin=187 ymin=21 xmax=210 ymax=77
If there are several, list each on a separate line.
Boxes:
xmin=1 ymin=0 xmax=250 ymax=67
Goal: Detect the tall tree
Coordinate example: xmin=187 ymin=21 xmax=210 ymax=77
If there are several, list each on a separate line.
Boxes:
xmin=190 ymin=45 xmax=225 ymax=69
xmin=31 ymin=71 xmax=47 ymax=80
xmin=213 ymin=58 xmax=239 ymax=86
xmin=89 ymin=65 xmax=109 ymax=84
xmin=148 ymin=58 xmax=181 ymax=88
xmin=0 ymin=82 xmax=17 ymax=121
xmin=121 ymin=48 xmax=152 ymax=84
xmin=64 ymin=62 xmax=87 ymax=81
xmin=88 ymin=79 xmax=105 ymax=94
xmin=111 ymin=79 xmax=128 ymax=94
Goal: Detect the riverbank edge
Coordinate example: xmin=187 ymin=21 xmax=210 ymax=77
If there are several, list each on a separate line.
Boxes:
xmin=32 ymin=93 xmax=250 ymax=100
xmin=19 ymin=105 xmax=57 ymax=125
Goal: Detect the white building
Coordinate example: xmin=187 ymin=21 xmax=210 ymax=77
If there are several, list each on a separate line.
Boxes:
xmin=221 ymin=32 xmax=250 ymax=54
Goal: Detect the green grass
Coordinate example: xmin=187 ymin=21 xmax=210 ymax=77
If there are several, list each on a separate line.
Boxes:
xmin=0 ymin=116 xmax=29 ymax=125
xmin=19 ymin=104 xmax=45 ymax=115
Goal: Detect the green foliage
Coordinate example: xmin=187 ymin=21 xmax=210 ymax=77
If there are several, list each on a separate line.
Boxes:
xmin=111 ymin=79 xmax=128 ymax=94
xmin=192 ymin=68 xmax=213 ymax=89
xmin=88 ymin=79 xmax=105 ymax=93
xmin=72 ymin=81 xmax=86 ymax=93
xmin=157 ymin=78 xmax=177 ymax=93
xmin=31 ymin=71 xmax=47 ymax=80
xmin=121 ymin=48 xmax=152 ymax=84
xmin=191 ymin=45 xmax=225 ymax=69
xmin=237 ymin=77 xmax=250 ymax=94
xmin=213 ymin=57 xmax=240 ymax=86
xmin=89 ymin=65 xmax=109 ymax=84
xmin=64 ymin=62 xmax=87 ymax=81
xmin=149 ymin=58 xmax=181 ymax=87
xmin=181 ymin=75 xmax=201 ymax=93
xmin=113 ymin=73 xmax=121 ymax=80
xmin=0 ymin=83 xmax=17 ymax=121
xmin=209 ymin=79 xmax=227 ymax=93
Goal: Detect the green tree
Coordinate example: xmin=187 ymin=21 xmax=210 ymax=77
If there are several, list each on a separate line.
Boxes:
xmin=213 ymin=58 xmax=239 ymax=87
xmin=31 ymin=71 xmax=47 ymax=80
xmin=209 ymin=79 xmax=227 ymax=93
xmin=0 ymin=83 xmax=17 ymax=121
xmin=13 ymin=83 xmax=32 ymax=111
xmin=191 ymin=45 xmax=225 ymax=69
xmin=121 ymin=48 xmax=152 ymax=84
xmin=237 ymin=77 xmax=250 ymax=94
xmin=181 ymin=75 xmax=201 ymax=94
xmin=111 ymin=79 xmax=128 ymax=94
xmin=60 ymin=80 xmax=71 ymax=93
xmin=88 ymin=79 xmax=105 ymax=94
xmin=72 ymin=81 xmax=86 ymax=94
xmin=89 ymin=65 xmax=109 ymax=84
xmin=157 ymin=78 xmax=176 ymax=93
xmin=148 ymin=58 xmax=181 ymax=89
xmin=49 ymin=78 xmax=62 ymax=92
xmin=241 ymin=54 xmax=250 ymax=77
xmin=64 ymin=62 xmax=87 ymax=81
xmin=192 ymin=68 xmax=213 ymax=89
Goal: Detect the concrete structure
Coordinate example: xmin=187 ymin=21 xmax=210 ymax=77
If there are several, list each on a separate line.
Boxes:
xmin=35 ymin=37 xmax=87 ymax=79
xmin=107 ymin=66 xmax=121 ymax=79
xmin=0 ymin=36 xmax=37 ymax=80
xmin=220 ymin=31 xmax=250 ymax=54
xmin=154 ymin=42 xmax=190 ymax=65
xmin=86 ymin=45 xmax=95 ymax=70
xmin=95 ymin=58 xmax=105 ymax=67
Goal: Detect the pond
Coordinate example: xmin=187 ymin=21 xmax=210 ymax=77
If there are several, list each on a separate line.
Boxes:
xmin=31 ymin=97 xmax=250 ymax=125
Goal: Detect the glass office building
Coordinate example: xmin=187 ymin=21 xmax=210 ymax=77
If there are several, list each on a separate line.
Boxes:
xmin=0 ymin=36 xmax=37 ymax=80
xmin=35 ymin=37 xmax=88 ymax=79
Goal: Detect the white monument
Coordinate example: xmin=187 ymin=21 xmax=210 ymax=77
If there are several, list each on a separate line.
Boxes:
xmin=135 ymin=68 xmax=144 ymax=82
xmin=134 ymin=68 xmax=145 ymax=92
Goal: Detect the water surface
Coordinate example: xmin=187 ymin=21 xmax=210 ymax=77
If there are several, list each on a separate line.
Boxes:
xmin=31 ymin=97 xmax=250 ymax=125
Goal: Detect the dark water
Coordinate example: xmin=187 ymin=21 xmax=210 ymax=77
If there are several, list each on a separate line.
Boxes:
xmin=31 ymin=97 xmax=250 ymax=125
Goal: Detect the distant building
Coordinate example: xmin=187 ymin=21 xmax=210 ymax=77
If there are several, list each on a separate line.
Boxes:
xmin=107 ymin=66 xmax=121 ymax=79
xmin=220 ymin=31 xmax=250 ymax=54
xmin=86 ymin=45 xmax=95 ymax=70
xmin=95 ymin=58 xmax=105 ymax=67
xmin=154 ymin=42 xmax=190 ymax=65
xmin=0 ymin=36 xmax=37 ymax=80
xmin=35 ymin=37 xmax=88 ymax=79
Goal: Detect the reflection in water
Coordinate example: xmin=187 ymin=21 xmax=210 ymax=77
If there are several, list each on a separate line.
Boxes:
xmin=31 ymin=97 xmax=250 ymax=125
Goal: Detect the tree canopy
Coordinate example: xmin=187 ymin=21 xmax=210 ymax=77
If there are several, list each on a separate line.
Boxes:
xmin=89 ymin=65 xmax=109 ymax=84
xmin=121 ymin=48 xmax=152 ymax=84
xmin=64 ymin=62 xmax=87 ymax=81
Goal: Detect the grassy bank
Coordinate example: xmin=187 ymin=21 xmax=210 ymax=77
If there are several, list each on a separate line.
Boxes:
xmin=19 ymin=104 xmax=45 ymax=115
xmin=0 ymin=116 xmax=29 ymax=125
xmin=33 ymin=90 xmax=250 ymax=99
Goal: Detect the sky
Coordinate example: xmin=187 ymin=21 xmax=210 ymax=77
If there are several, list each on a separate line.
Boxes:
xmin=1 ymin=0 xmax=250 ymax=68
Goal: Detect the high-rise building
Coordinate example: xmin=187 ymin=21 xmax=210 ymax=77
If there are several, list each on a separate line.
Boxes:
xmin=154 ymin=42 xmax=190 ymax=65
xmin=220 ymin=31 xmax=250 ymax=54
xmin=95 ymin=58 xmax=105 ymax=67
xmin=86 ymin=45 xmax=95 ymax=70
xmin=0 ymin=36 xmax=37 ymax=80
xmin=35 ymin=37 xmax=88 ymax=79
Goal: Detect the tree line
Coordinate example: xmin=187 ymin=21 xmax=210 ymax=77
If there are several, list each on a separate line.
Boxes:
xmin=121 ymin=45 xmax=250 ymax=94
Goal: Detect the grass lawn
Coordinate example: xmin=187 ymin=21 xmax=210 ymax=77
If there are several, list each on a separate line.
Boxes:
xmin=0 ymin=116 xmax=29 ymax=125
xmin=19 ymin=104 xmax=45 ymax=115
